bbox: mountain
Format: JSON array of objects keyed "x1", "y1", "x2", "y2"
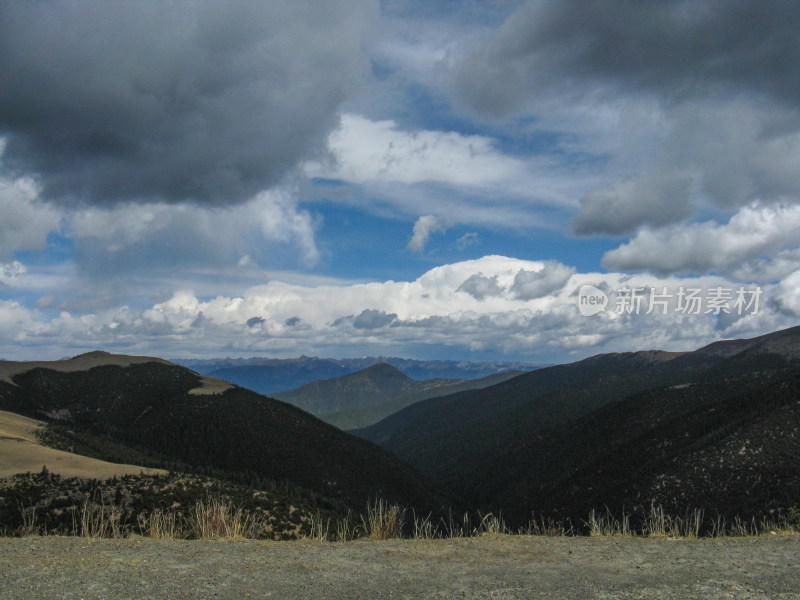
[
  {"x1": 173, "y1": 357, "x2": 265, "y2": 375},
  {"x1": 354, "y1": 349, "x2": 683, "y2": 488},
  {"x1": 0, "y1": 352, "x2": 443, "y2": 511},
  {"x1": 338, "y1": 357, "x2": 546, "y2": 381},
  {"x1": 207, "y1": 357, "x2": 352, "y2": 395},
  {"x1": 354, "y1": 326, "x2": 800, "y2": 526},
  {"x1": 172, "y1": 355, "x2": 543, "y2": 396},
  {"x1": 478, "y1": 360, "x2": 800, "y2": 527},
  {"x1": 320, "y1": 370, "x2": 524, "y2": 431},
  {"x1": 273, "y1": 363, "x2": 430, "y2": 415}
]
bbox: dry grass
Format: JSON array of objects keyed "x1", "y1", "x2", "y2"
[
  {"x1": 8, "y1": 497, "x2": 800, "y2": 541},
  {"x1": 186, "y1": 375, "x2": 232, "y2": 396},
  {"x1": 188, "y1": 497, "x2": 267, "y2": 540},
  {"x1": 520, "y1": 515, "x2": 573, "y2": 537},
  {"x1": 411, "y1": 510, "x2": 436, "y2": 539},
  {"x1": 361, "y1": 499, "x2": 406, "y2": 540},
  {"x1": 475, "y1": 513, "x2": 509, "y2": 535},
  {"x1": 138, "y1": 509, "x2": 187, "y2": 540},
  {"x1": 586, "y1": 508, "x2": 632, "y2": 537},
  {"x1": 0, "y1": 410, "x2": 165, "y2": 479},
  {"x1": 642, "y1": 503, "x2": 704, "y2": 539},
  {"x1": 79, "y1": 501, "x2": 124, "y2": 539},
  {"x1": 16, "y1": 503, "x2": 39, "y2": 537}
]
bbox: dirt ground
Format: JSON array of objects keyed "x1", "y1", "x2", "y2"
[{"x1": 1, "y1": 534, "x2": 798, "y2": 599}]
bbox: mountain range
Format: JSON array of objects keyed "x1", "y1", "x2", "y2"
[
  {"x1": 174, "y1": 355, "x2": 543, "y2": 395},
  {"x1": 270, "y1": 362, "x2": 523, "y2": 430},
  {"x1": 354, "y1": 325, "x2": 800, "y2": 527}
]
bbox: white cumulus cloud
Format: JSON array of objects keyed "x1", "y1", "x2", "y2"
[
  {"x1": 602, "y1": 203, "x2": 800, "y2": 281},
  {"x1": 407, "y1": 215, "x2": 446, "y2": 252}
]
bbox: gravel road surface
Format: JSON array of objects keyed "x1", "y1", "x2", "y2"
[{"x1": 1, "y1": 535, "x2": 798, "y2": 599}]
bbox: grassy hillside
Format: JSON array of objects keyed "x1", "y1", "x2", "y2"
[{"x1": 0, "y1": 409, "x2": 165, "y2": 479}]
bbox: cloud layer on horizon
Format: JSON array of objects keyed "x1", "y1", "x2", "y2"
[{"x1": 2, "y1": 255, "x2": 796, "y2": 362}]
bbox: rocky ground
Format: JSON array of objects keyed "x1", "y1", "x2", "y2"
[{"x1": 1, "y1": 534, "x2": 798, "y2": 599}]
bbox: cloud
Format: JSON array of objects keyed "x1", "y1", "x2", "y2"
[
  {"x1": 455, "y1": 232, "x2": 479, "y2": 250},
  {"x1": 458, "y1": 274, "x2": 503, "y2": 300},
  {"x1": 246, "y1": 316, "x2": 265, "y2": 328},
  {"x1": 35, "y1": 294, "x2": 56, "y2": 309},
  {"x1": 660, "y1": 100, "x2": 800, "y2": 210},
  {"x1": 572, "y1": 172, "x2": 694, "y2": 235},
  {"x1": 602, "y1": 203, "x2": 800, "y2": 281},
  {"x1": 0, "y1": 168, "x2": 62, "y2": 260},
  {"x1": 569, "y1": 94, "x2": 800, "y2": 238},
  {"x1": 0, "y1": 1, "x2": 375, "y2": 206},
  {"x1": 511, "y1": 261, "x2": 575, "y2": 300},
  {"x1": 353, "y1": 309, "x2": 397, "y2": 329},
  {"x1": 307, "y1": 114, "x2": 527, "y2": 188},
  {"x1": 0, "y1": 261, "x2": 26, "y2": 288},
  {"x1": 304, "y1": 114, "x2": 588, "y2": 230},
  {"x1": 455, "y1": 0, "x2": 800, "y2": 116},
  {"x1": 67, "y1": 189, "x2": 319, "y2": 275},
  {"x1": 453, "y1": 1, "x2": 800, "y2": 237},
  {"x1": 408, "y1": 215, "x2": 446, "y2": 252},
  {"x1": 0, "y1": 254, "x2": 795, "y2": 362},
  {"x1": 774, "y1": 270, "x2": 800, "y2": 317}
]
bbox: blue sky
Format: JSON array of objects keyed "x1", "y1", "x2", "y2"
[{"x1": 1, "y1": 1, "x2": 799, "y2": 362}]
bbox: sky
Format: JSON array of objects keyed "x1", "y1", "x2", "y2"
[{"x1": 1, "y1": 0, "x2": 799, "y2": 363}]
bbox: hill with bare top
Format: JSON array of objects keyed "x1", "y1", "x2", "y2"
[{"x1": 0, "y1": 352, "x2": 443, "y2": 512}]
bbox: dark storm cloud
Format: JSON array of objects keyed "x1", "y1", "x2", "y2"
[
  {"x1": 454, "y1": 0, "x2": 800, "y2": 237},
  {"x1": 572, "y1": 173, "x2": 693, "y2": 236},
  {"x1": 457, "y1": 0, "x2": 800, "y2": 115},
  {"x1": 0, "y1": 1, "x2": 374, "y2": 205}
]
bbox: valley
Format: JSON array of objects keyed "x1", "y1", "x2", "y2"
[{"x1": 1, "y1": 327, "x2": 799, "y2": 539}]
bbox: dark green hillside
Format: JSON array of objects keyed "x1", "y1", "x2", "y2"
[
  {"x1": 322, "y1": 370, "x2": 523, "y2": 431},
  {"x1": 355, "y1": 326, "x2": 800, "y2": 523},
  {"x1": 0, "y1": 359, "x2": 444, "y2": 512},
  {"x1": 354, "y1": 349, "x2": 684, "y2": 489},
  {"x1": 273, "y1": 363, "x2": 424, "y2": 415},
  {"x1": 480, "y1": 364, "x2": 800, "y2": 527},
  {"x1": 0, "y1": 471, "x2": 328, "y2": 539}
]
